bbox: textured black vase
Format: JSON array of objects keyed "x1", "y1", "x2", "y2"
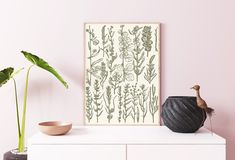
[
  {"x1": 3, "y1": 149, "x2": 27, "y2": 160},
  {"x1": 162, "y1": 96, "x2": 206, "y2": 133}
]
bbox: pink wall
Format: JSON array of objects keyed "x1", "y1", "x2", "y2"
[{"x1": 0, "y1": 0, "x2": 234, "y2": 159}]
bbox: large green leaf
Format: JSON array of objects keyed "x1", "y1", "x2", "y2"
[
  {"x1": 21, "y1": 51, "x2": 68, "y2": 88},
  {"x1": 0, "y1": 67, "x2": 14, "y2": 87}
]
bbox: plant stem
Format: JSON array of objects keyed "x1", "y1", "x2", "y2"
[
  {"x1": 89, "y1": 26, "x2": 92, "y2": 85},
  {"x1": 122, "y1": 51, "x2": 125, "y2": 82},
  {"x1": 149, "y1": 86, "x2": 152, "y2": 122},
  {"x1": 13, "y1": 78, "x2": 21, "y2": 141},
  {"x1": 18, "y1": 65, "x2": 33, "y2": 152}
]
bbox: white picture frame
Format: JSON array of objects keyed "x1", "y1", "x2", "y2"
[{"x1": 84, "y1": 23, "x2": 160, "y2": 125}]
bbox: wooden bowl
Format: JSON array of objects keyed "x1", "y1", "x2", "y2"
[{"x1": 38, "y1": 121, "x2": 72, "y2": 136}]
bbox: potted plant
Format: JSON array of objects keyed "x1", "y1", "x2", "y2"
[{"x1": 1, "y1": 51, "x2": 68, "y2": 160}]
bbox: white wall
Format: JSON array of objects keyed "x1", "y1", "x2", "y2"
[{"x1": 0, "y1": 0, "x2": 235, "y2": 159}]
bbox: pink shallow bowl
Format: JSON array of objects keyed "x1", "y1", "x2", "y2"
[{"x1": 38, "y1": 121, "x2": 72, "y2": 136}]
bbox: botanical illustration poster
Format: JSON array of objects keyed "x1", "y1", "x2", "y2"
[{"x1": 84, "y1": 23, "x2": 160, "y2": 125}]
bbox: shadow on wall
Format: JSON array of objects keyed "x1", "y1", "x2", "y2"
[
  {"x1": 209, "y1": 108, "x2": 234, "y2": 160},
  {"x1": 58, "y1": 63, "x2": 84, "y2": 88},
  {"x1": 17, "y1": 79, "x2": 53, "y2": 102}
]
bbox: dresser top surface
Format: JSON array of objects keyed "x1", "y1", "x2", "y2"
[{"x1": 28, "y1": 126, "x2": 225, "y2": 145}]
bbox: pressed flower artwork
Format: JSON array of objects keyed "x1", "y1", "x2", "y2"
[{"x1": 84, "y1": 23, "x2": 160, "y2": 125}]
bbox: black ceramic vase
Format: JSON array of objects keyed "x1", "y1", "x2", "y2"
[
  {"x1": 3, "y1": 149, "x2": 27, "y2": 160},
  {"x1": 162, "y1": 96, "x2": 206, "y2": 133}
]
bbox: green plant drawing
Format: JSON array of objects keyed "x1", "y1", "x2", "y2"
[
  {"x1": 117, "y1": 86, "x2": 123, "y2": 123},
  {"x1": 142, "y1": 26, "x2": 153, "y2": 57},
  {"x1": 88, "y1": 58, "x2": 104, "y2": 81},
  {"x1": 101, "y1": 25, "x2": 109, "y2": 57},
  {"x1": 87, "y1": 58, "x2": 103, "y2": 87},
  {"x1": 155, "y1": 27, "x2": 158, "y2": 52},
  {"x1": 138, "y1": 84, "x2": 148, "y2": 123},
  {"x1": 144, "y1": 55, "x2": 157, "y2": 84},
  {"x1": 129, "y1": 26, "x2": 145, "y2": 82},
  {"x1": 130, "y1": 83, "x2": 139, "y2": 123},
  {"x1": 123, "y1": 64, "x2": 134, "y2": 82},
  {"x1": 103, "y1": 86, "x2": 115, "y2": 123},
  {"x1": 93, "y1": 79, "x2": 103, "y2": 123},
  {"x1": 118, "y1": 25, "x2": 134, "y2": 82},
  {"x1": 144, "y1": 55, "x2": 157, "y2": 123},
  {"x1": 107, "y1": 26, "x2": 118, "y2": 74},
  {"x1": 109, "y1": 71, "x2": 122, "y2": 94},
  {"x1": 122, "y1": 83, "x2": 132, "y2": 123},
  {"x1": 149, "y1": 85, "x2": 158, "y2": 123},
  {"x1": 93, "y1": 62, "x2": 108, "y2": 89},
  {"x1": 85, "y1": 23, "x2": 160, "y2": 125},
  {"x1": 85, "y1": 86, "x2": 93, "y2": 122},
  {"x1": 86, "y1": 25, "x2": 100, "y2": 85},
  {"x1": 136, "y1": 105, "x2": 140, "y2": 123},
  {"x1": 87, "y1": 61, "x2": 107, "y2": 89}
]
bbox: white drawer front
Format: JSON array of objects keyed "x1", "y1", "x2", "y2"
[
  {"x1": 128, "y1": 145, "x2": 225, "y2": 160},
  {"x1": 28, "y1": 144, "x2": 126, "y2": 160}
]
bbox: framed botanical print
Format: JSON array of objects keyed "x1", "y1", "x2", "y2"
[{"x1": 84, "y1": 23, "x2": 160, "y2": 125}]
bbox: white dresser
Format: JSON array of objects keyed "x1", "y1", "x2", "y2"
[{"x1": 28, "y1": 126, "x2": 226, "y2": 160}]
